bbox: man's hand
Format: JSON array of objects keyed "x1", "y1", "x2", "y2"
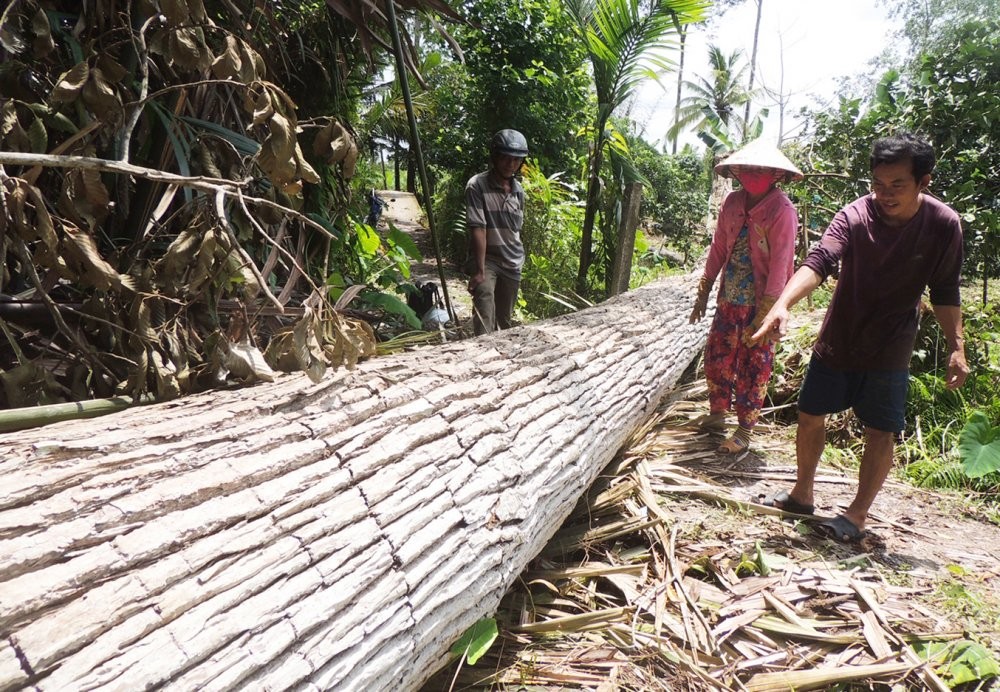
[
  {"x1": 468, "y1": 272, "x2": 485, "y2": 294},
  {"x1": 689, "y1": 275, "x2": 713, "y2": 323},
  {"x1": 743, "y1": 296, "x2": 776, "y2": 346},
  {"x1": 932, "y1": 304, "x2": 969, "y2": 390},
  {"x1": 749, "y1": 303, "x2": 789, "y2": 345},
  {"x1": 945, "y1": 348, "x2": 970, "y2": 389}
]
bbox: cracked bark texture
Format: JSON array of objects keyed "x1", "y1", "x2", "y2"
[{"x1": 0, "y1": 273, "x2": 709, "y2": 692}]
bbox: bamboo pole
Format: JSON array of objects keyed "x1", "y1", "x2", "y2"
[{"x1": 0, "y1": 395, "x2": 154, "y2": 433}]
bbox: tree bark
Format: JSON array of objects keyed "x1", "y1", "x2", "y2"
[
  {"x1": 0, "y1": 274, "x2": 709, "y2": 692},
  {"x1": 672, "y1": 25, "x2": 687, "y2": 156},
  {"x1": 576, "y1": 127, "x2": 607, "y2": 295},
  {"x1": 743, "y1": 0, "x2": 763, "y2": 131},
  {"x1": 608, "y1": 182, "x2": 644, "y2": 297}
]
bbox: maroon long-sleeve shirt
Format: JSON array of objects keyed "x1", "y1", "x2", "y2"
[{"x1": 802, "y1": 193, "x2": 963, "y2": 370}]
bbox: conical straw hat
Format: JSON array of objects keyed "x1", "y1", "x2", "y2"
[{"x1": 714, "y1": 139, "x2": 804, "y2": 182}]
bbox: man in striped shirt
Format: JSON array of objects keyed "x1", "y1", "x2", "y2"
[{"x1": 465, "y1": 129, "x2": 528, "y2": 335}]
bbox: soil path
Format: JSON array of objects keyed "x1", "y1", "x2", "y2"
[
  {"x1": 679, "y1": 301, "x2": 1000, "y2": 600},
  {"x1": 691, "y1": 417, "x2": 1000, "y2": 582},
  {"x1": 377, "y1": 190, "x2": 474, "y2": 331}
]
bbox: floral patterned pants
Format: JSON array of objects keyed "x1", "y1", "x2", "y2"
[{"x1": 704, "y1": 300, "x2": 775, "y2": 429}]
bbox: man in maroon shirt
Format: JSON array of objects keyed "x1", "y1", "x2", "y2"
[{"x1": 751, "y1": 133, "x2": 969, "y2": 541}]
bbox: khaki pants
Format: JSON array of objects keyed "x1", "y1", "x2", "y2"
[{"x1": 472, "y1": 265, "x2": 519, "y2": 335}]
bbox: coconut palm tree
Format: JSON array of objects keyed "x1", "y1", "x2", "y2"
[
  {"x1": 566, "y1": 0, "x2": 709, "y2": 295},
  {"x1": 667, "y1": 44, "x2": 754, "y2": 146}
]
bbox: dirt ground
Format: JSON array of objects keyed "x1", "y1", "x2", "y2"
[
  {"x1": 632, "y1": 386, "x2": 1000, "y2": 687},
  {"x1": 680, "y1": 413, "x2": 1000, "y2": 598}
]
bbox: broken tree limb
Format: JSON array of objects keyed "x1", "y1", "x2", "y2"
[
  {"x1": 0, "y1": 273, "x2": 711, "y2": 691},
  {"x1": 0, "y1": 151, "x2": 335, "y2": 244}
]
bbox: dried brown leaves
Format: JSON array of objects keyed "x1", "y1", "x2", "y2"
[
  {"x1": 429, "y1": 387, "x2": 961, "y2": 691},
  {"x1": 0, "y1": 0, "x2": 383, "y2": 408}
]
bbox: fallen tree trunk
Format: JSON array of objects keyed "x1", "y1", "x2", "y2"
[{"x1": 0, "y1": 273, "x2": 709, "y2": 692}]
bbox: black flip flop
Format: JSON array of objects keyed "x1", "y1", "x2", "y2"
[
  {"x1": 757, "y1": 489, "x2": 814, "y2": 515},
  {"x1": 817, "y1": 515, "x2": 866, "y2": 543}
]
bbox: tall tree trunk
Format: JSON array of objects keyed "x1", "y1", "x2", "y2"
[
  {"x1": 672, "y1": 25, "x2": 688, "y2": 155},
  {"x1": 576, "y1": 127, "x2": 607, "y2": 296},
  {"x1": 0, "y1": 274, "x2": 710, "y2": 692},
  {"x1": 742, "y1": 0, "x2": 763, "y2": 135},
  {"x1": 393, "y1": 136, "x2": 401, "y2": 190},
  {"x1": 608, "y1": 182, "x2": 644, "y2": 297}
]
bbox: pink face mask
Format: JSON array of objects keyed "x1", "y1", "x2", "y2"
[{"x1": 736, "y1": 171, "x2": 779, "y2": 196}]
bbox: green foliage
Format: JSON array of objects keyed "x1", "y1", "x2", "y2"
[
  {"x1": 668, "y1": 44, "x2": 753, "y2": 148},
  {"x1": 795, "y1": 98, "x2": 885, "y2": 236},
  {"x1": 450, "y1": 617, "x2": 498, "y2": 665},
  {"x1": 914, "y1": 563, "x2": 1000, "y2": 686},
  {"x1": 905, "y1": 454, "x2": 967, "y2": 491},
  {"x1": 735, "y1": 541, "x2": 773, "y2": 577},
  {"x1": 630, "y1": 140, "x2": 710, "y2": 262},
  {"x1": 567, "y1": 0, "x2": 708, "y2": 117},
  {"x1": 878, "y1": 0, "x2": 1000, "y2": 62},
  {"x1": 359, "y1": 289, "x2": 422, "y2": 330},
  {"x1": 915, "y1": 638, "x2": 1000, "y2": 688},
  {"x1": 566, "y1": 0, "x2": 709, "y2": 295},
  {"x1": 901, "y1": 302, "x2": 1000, "y2": 490},
  {"x1": 801, "y1": 18, "x2": 1000, "y2": 288},
  {"x1": 959, "y1": 412, "x2": 1000, "y2": 479},
  {"x1": 324, "y1": 216, "x2": 425, "y2": 330},
  {"x1": 900, "y1": 20, "x2": 1000, "y2": 288},
  {"x1": 360, "y1": 48, "x2": 442, "y2": 193},
  {"x1": 518, "y1": 165, "x2": 586, "y2": 319},
  {"x1": 433, "y1": 172, "x2": 471, "y2": 263},
  {"x1": 593, "y1": 121, "x2": 651, "y2": 290},
  {"x1": 423, "y1": 0, "x2": 592, "y2": 178},
  {"x1": 630, "y1": 232, "x2": 684, "y2": 289}
]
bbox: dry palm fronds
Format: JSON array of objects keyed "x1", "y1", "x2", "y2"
[{"x1": 422, "y1": 387, "x2": 969, "y2": 691}]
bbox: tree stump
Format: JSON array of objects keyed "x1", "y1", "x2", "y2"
[{"x1": 0, "y1": 273, "x2": 709, "y2": 691}]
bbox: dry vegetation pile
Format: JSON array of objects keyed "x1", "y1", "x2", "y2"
[{"x1": 423, "y1": 381, "x2": 1000, "y2": 691}]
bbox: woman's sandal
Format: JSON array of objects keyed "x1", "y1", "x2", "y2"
[{"x1": 717, "y1": 433, "x2": 750, "y2": 454}]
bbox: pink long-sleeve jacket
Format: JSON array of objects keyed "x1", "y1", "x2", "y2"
[{"x1": 704, "y1": 187, "x2": 799, "y2": 305}]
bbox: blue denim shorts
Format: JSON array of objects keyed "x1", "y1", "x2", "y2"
[{"x1": 798, "y1": 354, "x2": 909, "y2": 433}]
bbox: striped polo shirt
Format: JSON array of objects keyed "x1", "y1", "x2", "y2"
[{"x1": 465, "y1": 171, "x2": 525, "y2": 280}]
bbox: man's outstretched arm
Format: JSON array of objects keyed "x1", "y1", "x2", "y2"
[{"x1": 750, "y1": 266, "x2": 823, "y2": 344}]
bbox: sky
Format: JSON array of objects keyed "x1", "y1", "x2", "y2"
[{"x1": 631, "y1": 0, "x2": 898, "y2": 150}]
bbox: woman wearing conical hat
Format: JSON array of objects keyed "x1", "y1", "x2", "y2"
[{"x1": 689, "y1": 139, "x2": 803, "y2": 454}]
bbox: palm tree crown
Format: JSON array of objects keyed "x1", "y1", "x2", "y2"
[{"x1": 668, "y1": 44, "x2": 753, "y2": 143}]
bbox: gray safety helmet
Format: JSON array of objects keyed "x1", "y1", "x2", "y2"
[{"x1": 490, "y1": 129, "x2": 529, "y2": 158}]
